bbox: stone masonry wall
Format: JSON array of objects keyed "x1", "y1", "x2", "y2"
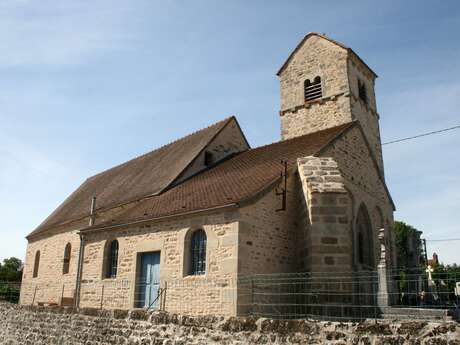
[
  {"x1": 278, "y1": 35, "x2": 351, "y2": 140},
  {"x1": 1, "y1": 302, "x2": 459, "y2": 345},
  {"x1": 78, "y1": 211, "x2": 240, "y2": 316},
  {"x1": 347, "y1": 56, "x2": 384, "y2": 174},
  {"x1": 238, "y1": 176, "x2": 301, "y2": 276},
  {"x1": 280, "y1": 95, "x2": 352, "y2": 141},
  {"x1": 20, "y1": 118, "x2": 249, "y2": 310},
  {"x1": 236, "y1": 177, "x2": 302, "y2": 315},
  {"x1": 21, "y1": 198, "x2": 151, "y2": 307},
  {"x1": 21, "y1": 210, "x2": 241, "y2": 317},
  {"x1": 278, "y1": 34, "x2": 384, "y2": 176},
  {"x1": 279, "y1": 35, "x2": 349, "y2": 111},
  {"x1": 297, "y1": 156, "x2": 353, "y2": 273},
  {"x1": 20, "y1": 230, "x2": 81, "y2": 307},
  {"x1": 320, "y1": 126, "x2": 396, "y2": 269}
]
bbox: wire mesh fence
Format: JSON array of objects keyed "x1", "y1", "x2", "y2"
[
  {"x1": 238, "y1": 271, "x2": 380, "y2": 320},
  {"x1": 15, "y1": 268, "x2": 460, "y2": 321},
  {"x1": 388, "y1": 267, "x2": 460, "y2": 309},
  {"x1": 0, "y1": 281, "x2": 21, "y2": 304}
]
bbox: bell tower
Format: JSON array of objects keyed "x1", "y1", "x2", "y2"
[{"x1": 277, "y1": 33, "x2": 384, "y2": 174}]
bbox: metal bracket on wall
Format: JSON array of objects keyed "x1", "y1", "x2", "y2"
[{"x1": 276, "y1": 160, "x2": 288, "y2": 212}]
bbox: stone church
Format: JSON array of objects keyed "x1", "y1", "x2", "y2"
[{"x1": 20, "y1": 33, "x2": 396, "y2": 316}]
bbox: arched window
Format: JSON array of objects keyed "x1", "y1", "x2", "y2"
[
  {"x1": 358, "y1": 232, "x2": 364, "y2": 264},
  {"x1": 358, "y1": 78, "x2": 368, "y2": 104},
  {"x1": 190, "y1": 229, "x2": 207, "y2": 275},
  {"x1": 304, "y1": 76, "x2": 322, "y2": 101},
  {"x1": 33, "y1": 251, "x2": 40, "y2": 278},
  {"x1": 355, "y1": 204, "x2": 374, "y2": 268},
  {"x1": 63, "y1": 243, "x2": 71, "y2": 274},
  {"x1": 105, "y1": 240, "x2": 119, "y2": 279}
]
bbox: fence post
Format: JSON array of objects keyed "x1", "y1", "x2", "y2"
[
  {"x1": 60, "y1": 284, "x2": 65, "y2": 306},
  {"x1": 377, "y1": 228, "x2": 389, "y2": 312},
  {"x1": 100, "y1": 285, "x2": 105, "y2": 310},
  {"x1": 250, "y1": 277, "x2": 254, "y2": 316},
  {"x1": 162, "y1": 281, "x2": 167, "y2": 311},
  {"x1": 31, "y1": 285, "x2": 37, "y2": 306}
]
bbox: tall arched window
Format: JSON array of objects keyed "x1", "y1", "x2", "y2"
[
  {"x1": 304, "y1": 76, "x2": 322, "y2": 101},
  {"x1": 63, "y1": 243, "x2": 71, "y2": 274},
  {"x1": 105, "y1": 240, "x2": 119, "y2": 279},
  {"x1": 355, "y1": 204, "x2": 374, "y2": 268},
  {"x1": 190, "y1": 229, "x2": 207, "y2": 275},
  {"x1": 358, "y1": 232, "x2": 364, "y2": 264},
  {"x1": 33, "y1": 251, "x2": 40, "y2": 278}
]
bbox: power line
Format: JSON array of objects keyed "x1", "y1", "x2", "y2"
[
  {"x1": 425, "y1": 238, "x2": 460, "y2": 242},
  {"x1": 382, "y1": 124, "x2": 460, "y2": 145}
]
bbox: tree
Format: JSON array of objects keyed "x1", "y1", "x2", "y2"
[
  {"x1": 0, "y1": 257, "x2": 23, "y2": 282},
  {"x1": 394, "y1": 221, "x2": 422, "y2": 269}
]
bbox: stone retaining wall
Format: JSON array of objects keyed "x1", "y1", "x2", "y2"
[{"x1": 1, "y1": 302, "x2": 459, "y2": 345}]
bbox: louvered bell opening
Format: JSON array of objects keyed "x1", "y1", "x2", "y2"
[{"x1": 304, "y1": 81, "x2": 322, "y2": 102}]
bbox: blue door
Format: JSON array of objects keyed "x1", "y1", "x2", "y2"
[{"x1": 138, "y1": 252, "x2": 161, "y2": 309}]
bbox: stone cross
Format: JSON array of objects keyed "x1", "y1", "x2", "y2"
[{"x1": 426, "y1": 265, "x2": 434, "y2": 282}]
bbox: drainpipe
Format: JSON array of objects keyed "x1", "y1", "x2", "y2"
[
  {"x1": 74, "y1": 196, "x2": 96, "y2": 310},
  {"x1": 89, "y1": 196, "x2": 97, "y2": 226}
]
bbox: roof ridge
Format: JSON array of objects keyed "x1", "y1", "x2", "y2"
[
  {"x1": 247, "y1": 122, "x2": 355, "y2": 154},
  {"x1": 87, "y1": 116, "x2": 234, "y2": 181},
  {"x1": 28, "y1": 120, "x2": 353, "y2": 239}
]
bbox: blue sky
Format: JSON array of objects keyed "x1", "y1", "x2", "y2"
[{"x1": 1, "y1": 1, "x2": 459, "y2": 264}]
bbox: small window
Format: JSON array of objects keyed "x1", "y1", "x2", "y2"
[
  {"x1": 190, "y1": 229, "x2": 207, "y2": 275},
  {"x1": 304, "y1": 76, "x2": 322, "y2": 102},
  {"x1": 105, "y1": 240, "x2": 119, "y2": 279},
  {"x1": 358, "y1": 78, "x2": 368, "y2": 104},
  {"x1": 204, "y1": 151, "x2": 213, "y2": 166},
  {"x1": 63, "y1": 243, "x2": 71, "y2": 274},
  {"x1": 33, "y1": 251, "x2": 40, "y2": 278}
]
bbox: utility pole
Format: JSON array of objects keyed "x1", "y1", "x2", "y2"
[{"x1": 422, "y1": 238, "x2": 428, "y2": 265}]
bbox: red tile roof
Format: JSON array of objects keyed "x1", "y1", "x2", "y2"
[
  {"x1": 87, "y1": 122, "x2": 355, "y2": 231},
  {"x1": 30, "y1": 117, "x2": 235, "y2": 236}
]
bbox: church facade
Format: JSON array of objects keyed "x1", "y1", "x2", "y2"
[{"x1": 20, "y1": 33, "x2": 396, "y2": 316}]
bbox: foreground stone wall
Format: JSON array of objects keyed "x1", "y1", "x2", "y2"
[{"x1": 1, "y1": 302, "x2": 459, "y2": 345}]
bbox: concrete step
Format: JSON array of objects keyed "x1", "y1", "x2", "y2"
[{"x1": 382, "y1": 307, "x2": 453, "y2": 321}]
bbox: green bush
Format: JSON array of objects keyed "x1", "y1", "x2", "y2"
[{"x1": 0, "y1": 283, "x2": 20, "y2": 304}]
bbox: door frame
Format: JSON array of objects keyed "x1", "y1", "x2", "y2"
[
  {"x1": 129, "y1": 239, "x2": 165, "y2": 309},
  {"x1": 136, "y1": 251, "x2": 161, "y2": 309}
]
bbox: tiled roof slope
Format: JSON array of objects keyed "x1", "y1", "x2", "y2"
[
  {"x1": 31, "y1": 117, "x2": 235, "y2": 235},
  {"x1": 89, "y1": 122, "x2": 355, "y2": 230}
]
